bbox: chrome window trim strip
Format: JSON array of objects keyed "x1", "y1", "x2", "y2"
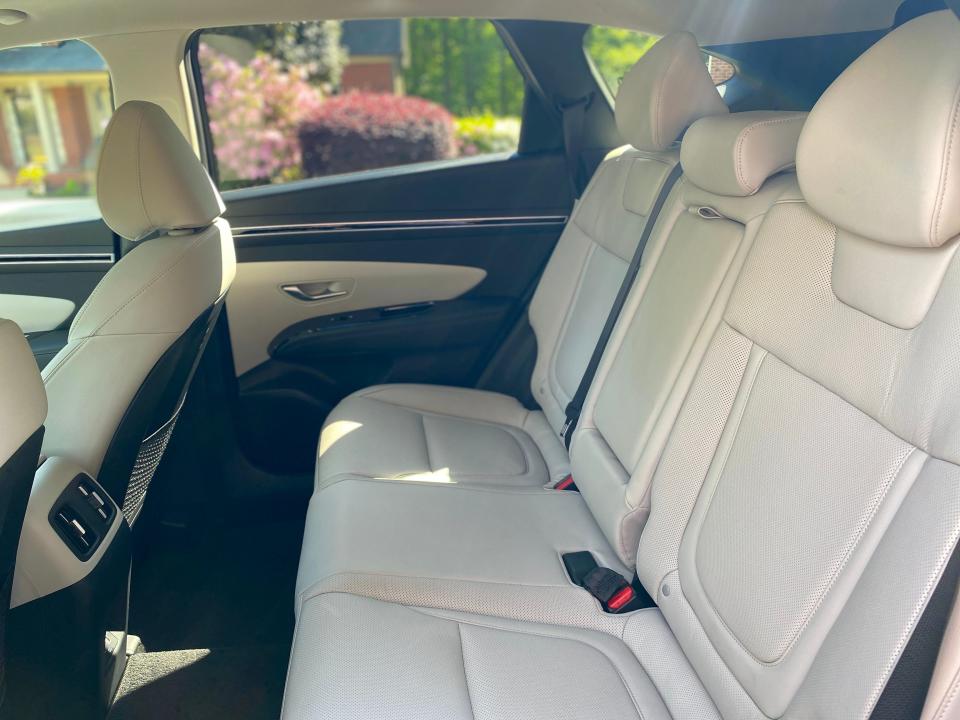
[
  {"x1": 0, "y1": 252, "x2": 115, "y2": 265},
  {"x1": 231, "y1": 215, "x2": 568, "y2": 238}
]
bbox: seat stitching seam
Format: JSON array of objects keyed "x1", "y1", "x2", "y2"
[
  {"x1": 456, "y1": 624, "x2": 478, "y2": 720},
  {"x1": 650, "y1": 332, "x2": 769, "y2": 594},
  {"x1": 734, "y1": 115, "x2": 805, "y2": 194},
  {"x1": 653, "y1": 325, "x2": 756, "y2": 593},
  {"x1": 135, "y1": 109, "x2": 155, "y2": 234},
  {"x1": 724, "y1": 318, "x2": 954, "y2": 463},
  {"x1": 408, "y1": 605, "x2": 647, "y2": 719},
  {"x1": 689, "y1": 349, "x2": 917, "y2": 666},
  {"x1": 354, "y1": 393, "x2": 527, "y2": 429},
  {"x1": 40, "y1": 337, "x2": 88, "y2": 384},
  {"x1": 315, "y1": 474, "x2": 564, "y2": 495},
  {"x1": 930, "y1": 660, "x2": 960, "y2": 720},
  {"x1": 932, "y1": 78, "x2": 960, "y2": 246},
  {"x1": 307, "y1": 569, "x2": 580, "y2": 593},
  {"x1": 296, "y1": 570, "x2": 584, "y2": 613},
  {"x1": 80, "y1": 232, "x2": 207, "y2": 340},
  {"x1": 710, "y1": 447, "x2": 914, "y2": 666}
]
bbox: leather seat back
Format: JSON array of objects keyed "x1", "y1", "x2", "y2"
[
  {"x1": 40, "y1": 101, "x2": 236, "y2": 525},
  {"x1": 0, "y1": 319, "x2": 46, "y2": 711},
  {"x1": 528, "y1": 32, "x2": 728, "y2": 433},
  {"x1": 571, "y1": 110, "x2": 807, "y2": 564},
  {"x1": 633, "y1": 11, "x2": 960, "y2": 717}
]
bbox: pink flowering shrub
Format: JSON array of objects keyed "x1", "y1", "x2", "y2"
[
  {"x1": 198, "y1": 43, "x2": 323, "y2": 185},
  {"x1": 298, "y1": 92, "x2": 456, "y2": 177}
]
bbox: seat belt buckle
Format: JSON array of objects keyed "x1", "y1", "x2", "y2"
[
  {"x1": 555, "y1": 474, "x2": 577, "y2": 491},
  {"x1": 583, "y1": 566, "x2": 636, "y2": 613},
  {"x1": 560, "y1": 416, "x2": 573, "y2": 439}
]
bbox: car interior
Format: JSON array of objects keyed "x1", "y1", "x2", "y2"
[{"x1": 1, "y1": 0, "x2": 960, "y2": 718}]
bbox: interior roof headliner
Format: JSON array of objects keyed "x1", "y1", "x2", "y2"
[{"x1": 1, "y1": 0, "x2": 902, "y2": 48}]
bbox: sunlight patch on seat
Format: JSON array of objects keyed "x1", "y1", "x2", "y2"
[
  {"x1": 318, "y1": 420, "x2": 363, "y2": 458},
  {"x1": 388, "y1": 467, "x2": 457, "y2": 484}
]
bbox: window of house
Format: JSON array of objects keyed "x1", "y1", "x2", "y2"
[
  {"x1": 584, "y1": 26, "x2": 735, "y2": 100},
  {"x1": 0, "y1": 41, "x2": 111, "y2": 231},
  {"x1": 195, "y1": 19, "x2": 526, "y2": 191}
]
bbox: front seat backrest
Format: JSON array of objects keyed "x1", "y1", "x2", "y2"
[
  {"x1": 40, "y1": 101, "x2": 236, "y2": 525},
  {"x1": 0, "y1": 319, "x2": 46, "y2": 711}
]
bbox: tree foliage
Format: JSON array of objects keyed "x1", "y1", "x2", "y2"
[
  {"x1": 199, "y1": 44, "x2": 323, "y2": 184},
  {"x1": 584, "y1": 27, "x2": 659, "y2": 95},
  {"x1": 206, "y1": 21, "x2": 347, "y2": 86},
  {"x1": 299, "y1": 92, "x2": 456, "y2": 177},
  {"x1": 403, "y1": 19, "x2": 525, "y2": 117}
]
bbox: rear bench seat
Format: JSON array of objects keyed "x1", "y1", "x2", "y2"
[
  {"x1": 314, "y1": 31, "x2": 727, "y2": 491},
  {"x1": 283, "y1": 11, "x2": 960, "y2": 720},
  {"x1": 295, "y1": 109, "x2": 806, "y2": 618}
]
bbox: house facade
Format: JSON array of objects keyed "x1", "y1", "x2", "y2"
[{"x1": 0, "y1": 40, "x2": 111, "y2": 190}]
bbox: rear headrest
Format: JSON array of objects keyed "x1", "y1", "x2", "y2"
[
  {"x1": 97, "y1": 101, "x2": 225, "y2": 241},
  {"x1": 681, "y1": 111, "x2": 807, "y2": 197},
  {"x1": 615, "y1": 32, "x2": 729, "y2": 152},
  {"x1": 796, "y1": 11, "x2": 960, "y2": 248}
]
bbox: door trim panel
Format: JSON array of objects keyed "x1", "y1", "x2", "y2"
[
  {"x1": 0, "y1": 252, "x2": 115, "y2": 266},
  {"x1": 228, "y1": 260, "x2": 488, "y2": 375},
  {"x1": 232, "y1": 215, "x2": 567, "y2": 239}
]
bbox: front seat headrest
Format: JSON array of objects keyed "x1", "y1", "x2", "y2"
[
  {"x1": 796, "y1": 10, "x2": 960, "y2": 248},
  {"x1": 615, "y1": 31, "x2": 729, "y2": 152},
  {"x1": 97, "y1": 100, "x2": 225, "y2": 241}
]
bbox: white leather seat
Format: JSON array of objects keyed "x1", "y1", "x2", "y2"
[
  {"x1": 314, "y1": 32, "x2": 728, "y2": 492},
  {"x1": 40, "y1": 101, "x2": 236, "y2": 524},
  {"x1": 295, "y1": 111, "x2": 807, "y2": 616},
  {"x1": 0, "y1": 319, "x2": 46, "y2": 710},
  {"x1": 283, "y1": 11, "x2": 960, "y2": 719}
]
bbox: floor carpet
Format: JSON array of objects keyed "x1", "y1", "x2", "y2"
[
  {"x1": 128, "y1": 509, "x2": 305, "y2": 651},
  {"x1": 110, "y1": 504, "x2": 306, "y2": 719},
  {"x1": 108, "y1": 645, "x2": 289, "y2": 720}
]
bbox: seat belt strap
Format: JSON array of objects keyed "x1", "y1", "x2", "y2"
[
  {"x1": 561, "y1": 161, "x2": 684, "y2": 448},
  {"x1": 870, "y1": 536, "x2": 960, "y2": 719},
  {"x1": 557, "y1": 93, "x2": 594, "y2": 200}
]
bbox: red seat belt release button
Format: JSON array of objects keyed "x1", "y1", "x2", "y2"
[
  {"x1": 606, "y1": 585, "x2": 636, "y2": 611},
  {"x1": 555, "y1": 475, "x2": 577, "y2": 491}
]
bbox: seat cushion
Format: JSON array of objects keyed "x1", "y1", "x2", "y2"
[
  {"x1": 283, "y1": 593, "x2": 719, "y2": 720},
  {"x1": 296, "y1": 478, "x2": 630, "y2": 627},
  {"x1": 315, "y1": 384, "x2": 569, "y2": 491}
]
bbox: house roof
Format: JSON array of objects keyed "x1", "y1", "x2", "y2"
[
  {"x1": 0, "y1": 39, "x2": 106, "y2": 74},
  {"x1": 341, "y1": 19, "x2": 404, "y2": 57}
]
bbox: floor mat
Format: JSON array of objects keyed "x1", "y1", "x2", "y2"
[
  {"x1": 109, "y1": 645, "x2": 289, "y2": 720},
  {"x1": 129, "y1": 508, "x2": 305, "y2": 651}
]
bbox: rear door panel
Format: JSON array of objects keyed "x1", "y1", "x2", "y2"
[{"x1": 223, "y1": 152, "x2": 570, "y2": 474}]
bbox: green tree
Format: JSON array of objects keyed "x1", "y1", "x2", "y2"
[
  {"x1": 584, "y1": 27, "x2": 658, "y2": 95},
  {"x1": 403, "y1": 19, "x2": 524, "y2": 117}
]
